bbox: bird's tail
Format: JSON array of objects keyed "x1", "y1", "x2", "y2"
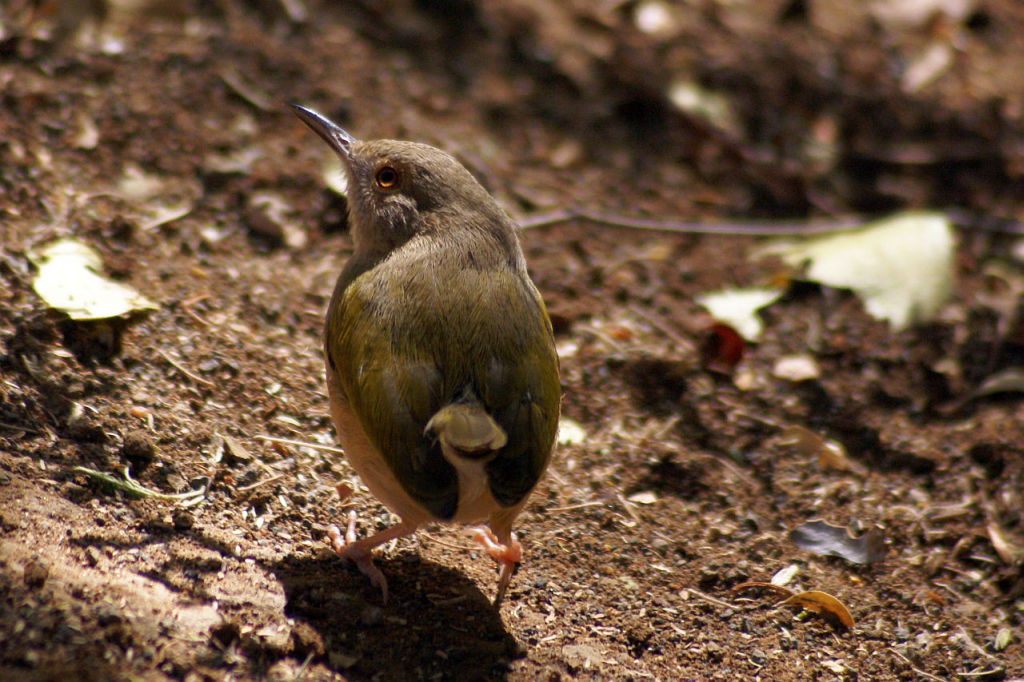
[{"x1": 424, "y1": 402, "x2": 507, "y2": 460}]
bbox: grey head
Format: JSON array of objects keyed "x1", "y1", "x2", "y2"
[{"x1": 290, "y1": 104, "x2": 513, "y2": 257}]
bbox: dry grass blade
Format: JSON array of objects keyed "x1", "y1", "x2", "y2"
[
  {"x1": 255, "y1": 434, "x2": 346, "y2": 455},
  {"x1": 73, "y1": 466, "x2": 207, "y2": 503}
]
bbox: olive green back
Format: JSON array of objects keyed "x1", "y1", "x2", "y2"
[{"x1": 326, "y1": 232, "x2": 560, "y2": 520}]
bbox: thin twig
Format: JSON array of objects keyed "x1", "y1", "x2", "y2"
[
  {"x1": 235, "y1": 473, "x2": 286, "y2": 493},
  {"x1": 887, "y1": 647, "x2": 947, "y2": 682},
  {"x1": 627, "y1": 304, "x2": 697, "y2": 355},
  {"x1": 418, "y1": 530, "x2": 474, "y2": 552},
  {"x1": 518, "y1": 208, "x2": 1024, "y2": 235},
  {"x1": 181, "y1": 293, "x2": 212, "y2": 328},
  {"x1": 256, "y1": 435, "x2": 346, "y2": 455},
  {"x1": 295, "y1": 651, "x2": 315, "y2": 681},
  {"x1": 683, "y1": 587, "x2": 738, "y2": 610},
  {"x1": 549, "y1": 501, "x2": 605, "y2": 513},
  {"x1": 157, "y1": 348, "x2": 215, "y2": 387},
  {"x1": 616, "y1": 491, "x2": 642, "y2": 526},
  {"x1": 0, "y1": 421, "x2": 40, "y2": 434},
  {"x1": 518, "y1": 209, "x2": 862, "y2": 235},
  {"x1": 691, "y1": 451, "x2": 759, "y2": 489},
  {"x1": 956, "y1": 627, "x2": 1004, "y2": 664},
  {"x1": 219, "y1": 66, "x2": 273, "y2": 111},
  {"x1": 956, "y1": 669, "x2": 1006, "y2": 679}
]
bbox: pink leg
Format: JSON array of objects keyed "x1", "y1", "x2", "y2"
[
  {"x1": 328, "y1": 510, "x2": 416, "y2": 604},
  {"x1": 473, "y1": 527, "x2": 522, "y2": 607}
]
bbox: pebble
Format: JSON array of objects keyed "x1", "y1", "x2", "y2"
[
  {"x1": 121, "y1": 429, "x2": 156, "y2": 469},
  {"x1": 23, "y1": 557, "x2": 49, "y2": 588},
  {"x1": 172, "y1": 509, "x2": 194, "y2": 531}
]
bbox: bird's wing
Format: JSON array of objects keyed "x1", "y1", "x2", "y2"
[
  {"x1": 327, "y1": 263, "x2": 559, "y2": 519},
  {"x1": 475, "y1": 274, "x2": 560, "y2": 507}
]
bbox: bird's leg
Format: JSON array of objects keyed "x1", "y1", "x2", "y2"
[
  {"x1": 328, "y1": 510, "x2": 416, "y2": 604},
  {"x1": 473, "y1": 526, "x2": 522, "y2": 607}
]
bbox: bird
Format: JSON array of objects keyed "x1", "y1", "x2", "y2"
[{"x1": 291, "y1": 104, "x2": 561, "y2": 606}]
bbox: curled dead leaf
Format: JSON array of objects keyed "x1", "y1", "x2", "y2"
[
  {"x1": 781, "y1": 590, "x2": 855, "y2": 629},
  {"x1": 969, "y1": 368, "x2": 1024, "y2": 401},
  {"x1": 778, "y1": 425, "x2": 860, "y2": 474}
]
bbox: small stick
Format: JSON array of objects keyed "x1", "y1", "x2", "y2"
[
  {"x1": 0, "y1": 421, "x2": 41, "y2": 434},
  {"x1": 956, "y1": 626, "x2": 1004, "y2": 664},
  {"x1": 520, "y1": 208, "x2": 1024, "y2": 236},
  {"x1": 886, "y1": 647, "x2": 946, "y2": 682},
  {"x1": 255, "y1": 434, "x2": 346, "y2": 455},
  {"x1": 548, "y1": 501, "x2": 605, "y2": 513},
  {"x1": 683, "y1": 587, "x2": 737, "y2": 610},
  {"x1": 157, "y1": 348, "x2": 215, "y2": 387},
  {"x1": 219, "y1": 66, "x2": 273, "y2": 111},
  {"x1": 235, "y1": 474, "x2": 286, "y2": 493},
  {"x1": 518, "y1": 209, "x2": 862, "y2": 236},
  {"x1": 616, "y1": 492, "x2": 642, "y2": 526}
]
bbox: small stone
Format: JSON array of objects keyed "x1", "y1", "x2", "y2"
[
  {"x1": 121, "y1": 430, "x2": 156, "y2": 470},
  {"x1": 67, "y1": 417, "x2": 107, "y2": 444},
  {"x1": 172, "y1": 509, "x2": 194, "y2": 531},
  {"x1": 23, "y1": 557, "x2": 49, "y2": 588},
  {"x1": 772, "y1": 354, "x2": 821, "y2": 382},
  {"x1": 85, "y1": 546, "x2": 102, "y2": 566}
]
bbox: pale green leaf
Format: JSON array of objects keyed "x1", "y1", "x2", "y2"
[
  {"x1": 760, "y1": 211, "x2": 954, "y2": 330},
  {"x1": 29, "y1": 239, "x2": 157, "y2": 320},
  {"x1": 696, "y1": 287, "x2": 785, "y2": 341}
]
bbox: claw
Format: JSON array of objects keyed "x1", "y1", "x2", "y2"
[
  {"x1": 473, "y1": 527, "x2": 521, "y2": 607},
  {"x1": 327, "y1": 512, "x2": 417, "y2": 604}
]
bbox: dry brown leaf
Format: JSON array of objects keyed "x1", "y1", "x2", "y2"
[
  {"x1": 778, "y1": 425, "x2": 859, "y2": 473},
  {"x1": 790, "y1": 520, "x2": 887, "y2": 564},
  {"x1": 781, "y1": 590, "x2": 855, "y2": 629}
]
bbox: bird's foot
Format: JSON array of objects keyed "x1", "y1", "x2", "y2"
[
  {"x1": 473, "y1": 527, "x2": 521, "y2": 607},
  {"x1": 328, "y1": 510, "x2": 389, "y2": 604}
]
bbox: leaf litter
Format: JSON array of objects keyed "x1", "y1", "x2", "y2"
[{"x1": 789, "y1": 519, "x2": 888, "y2": 565}]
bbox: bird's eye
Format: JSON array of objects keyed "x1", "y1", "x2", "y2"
[{"x1": 375, "y1": 166, "x2": 399, "y2": 189}]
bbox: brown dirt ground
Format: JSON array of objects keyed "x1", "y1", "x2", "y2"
[{"x1": 2, "y1": 1, "x2": 1023, "y2": 680}]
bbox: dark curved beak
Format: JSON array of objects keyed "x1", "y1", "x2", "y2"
[{"x1": 289, "y1": 104, "x2": 356, "y2": 157}]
